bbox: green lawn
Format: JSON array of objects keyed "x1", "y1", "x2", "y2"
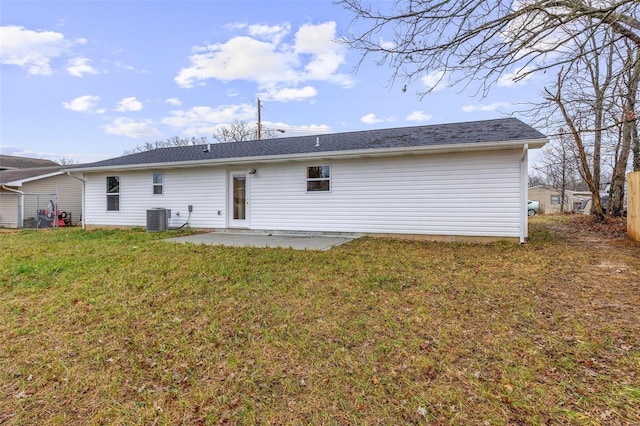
[{"x1": 1, "y1": 218, "x2": 639, "y2": 425}]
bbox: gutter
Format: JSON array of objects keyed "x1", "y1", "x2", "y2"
[
  {"x1": 520, "y1": 144, "x2": 529, "y2": 244},
  {"x1": 5, "y1": 170, "x2": 65, "y2": 186},
  {"x1": 66, "y1": 172, "x2": 86, "y2": 230},
  {"x1": 66, "y1": 138, "x2": 549, "y2": 173},
  {"x1": 2, "y1": 185, "x2": 24, "y2": 229}
]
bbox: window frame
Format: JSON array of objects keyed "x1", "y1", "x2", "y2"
[
  {"x1": 106, "y1": 176, "x2": 120, "y2": 212},
  {"x1": 153, "y1": 173, "x2": 164, "y2": 195},
  {"x1": 550, "y1": 194, "x2": 561, "y2": 205},
  {"x1": 306, "y1": 165, "x2": 331, "y2": 193}
]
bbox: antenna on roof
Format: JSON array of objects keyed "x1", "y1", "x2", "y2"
[{"x1": 315, "y1": 137, "x2": 320, "y2": 147}]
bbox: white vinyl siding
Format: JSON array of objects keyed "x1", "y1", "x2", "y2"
[
  {"x1": 81, "y1": 149, "x2": 524, "y2": 238},
  {"x1": 249, "y1": 150, "x2": 522, "y2": 237},
  {"x1": 0, "y1": 192, "x2": 19, "y2": 228},
  {"x1": 83, "y1": 167, "x2": 226, "y2": 228}
]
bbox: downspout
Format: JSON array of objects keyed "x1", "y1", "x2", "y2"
[
  {"x1": 2, "y1": 185, "x2": 24, "y2": 228},
  {"x1": 520, "y1": 144, "x2": 529, "y2": 244},
  {"x1": 66, "y1": 172, "x2": 86, "y2": 230}
]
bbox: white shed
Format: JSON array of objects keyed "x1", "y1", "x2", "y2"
[{"x1": 67, "y1": 118, "x2": 547, "y2": 242}]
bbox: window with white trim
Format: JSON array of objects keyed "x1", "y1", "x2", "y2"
[
  {"x1": 307, "y1": 165, "x2": 330, "y2": 192},
  {"x1": 153, "y1": 173, "x2": 164, "y2": 195},
  {"x1": 106, "y1": 176, "x2": 120, "y2": 211}
]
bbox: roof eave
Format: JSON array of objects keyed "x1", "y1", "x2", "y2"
[
  {"x1": 66, "y1": 138, "x2": 548, "y2": 173},
  {"x1": 3, "y1": 171, "x2": 65, "y2": 186}
]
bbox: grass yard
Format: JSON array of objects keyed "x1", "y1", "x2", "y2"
[{"x1": 1, "y1": 217, "x2": 639, "y2": 425}]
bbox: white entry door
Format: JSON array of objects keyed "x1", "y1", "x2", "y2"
[{"x1": 228, "y1": 172, "x2": 249, "y2": 228}]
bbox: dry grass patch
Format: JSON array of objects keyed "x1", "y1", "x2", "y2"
[{"x1": 1, "y1": 220, "x2": 639, "y2": 424}]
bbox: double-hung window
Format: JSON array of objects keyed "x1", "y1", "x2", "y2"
[
  {"x1": 153, "y1": 173, "x2": 164, "y2": 195},
  {"x1": 106, "y1": 176, "x2": 120, "y2": 211},
  {"x1": 306, "y1": 165, "x2": 330, "y2": 192}
]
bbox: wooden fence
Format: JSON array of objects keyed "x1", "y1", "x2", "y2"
[{"x1": 629, "y1": 171, "x2": 640, "y2": 242}]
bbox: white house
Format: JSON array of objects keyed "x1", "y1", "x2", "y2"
[{"x1": 67, "y1": 118, "x2": 547, "y2": 242}]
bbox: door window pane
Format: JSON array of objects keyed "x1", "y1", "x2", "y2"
[{"x1": 233, "y1": 176, "x2": 246, "y2": 220}]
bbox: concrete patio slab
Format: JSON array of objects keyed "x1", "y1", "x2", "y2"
[{"x1": 165, "y1": 232, "x2": 357, "y2": 251}]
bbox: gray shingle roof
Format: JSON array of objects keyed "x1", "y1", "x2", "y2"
[
  {"x1": 0, "y1": 155, "x2": 59, "y2": 170},
  {"x1": 0, "y1": 166, "x2": 63, "y2": 185},
  {"x1": 75, "y1": 118, "x2": 546, "y2": 170}
]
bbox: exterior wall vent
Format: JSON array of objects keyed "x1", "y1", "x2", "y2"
[{"x1": 146, "y1": 208, "x2": 171, "y2": 232}]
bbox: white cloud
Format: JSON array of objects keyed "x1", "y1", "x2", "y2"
[
  {"x1": 165, "y1": 97, "x2": 182, "y2": 106},
  {"x1": 258, "y1": 85, "x2": 318, "y2": 102},
  {"x1": 67, "y1": 57, "x2": 99, "y2": 77},
  {"x1": 102, "y1": 117, "x2": 162, "y2": 139},
  {"x1": 497, "y1": 66, "x2": 534, "y2": 87},
  {"x1": 379, "y1": 38, "x2": 395, "y2": 50},
  {"x1": 406, "y1": 111, "x2": 433, "y2": 122},
  {"x1": 174, "y1": 21, "x2": 353, "y2": 91},
  {"x1": 294, "y1": 22, "x2": 353, "y2": 86},
  {"x1": 224, "y1": 22, "x2": 248, "y2": 31},
  {"x1": 0, "y1": 25, "x2": 69, "y2": 75},
  {"x1": 361, "y1": 113, "x2": 390, "y2": 125},
  {"x1": 116, "y1": 97, "x2": 143, "y2": 112},
  {"x1": 421, "y1": 71, "x2": 447, "y2": 92},
  {"x1": 247, "y1": 23, "x2": 291, "y2": 44},
  {"x1": 162, "y1": 103, "x2": 256, "y2": 135},
  {"x1": 62, "y1": 95, "x2": 102, "y2": 113},
  {"x1": 263, "y1": 122, "x2": 332, "y2": 136},
  {"x1": 175, "y1": 36, "x2": 296, "y2": 88},
  {"x1": 462, "y1": 101, "x2": 515, "y2": 112},
  {"x1": 113, "y1": 61, "x2": 148, "y2": 74}
]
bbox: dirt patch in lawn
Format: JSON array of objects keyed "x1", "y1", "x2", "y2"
[{"x1": 536, "y1": 215, "x2": 640, "y2": 329}]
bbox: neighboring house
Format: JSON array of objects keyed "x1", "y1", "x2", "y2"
[
  {"x1": 0, "y1": 154, "x2": 59, "y2": 171},
  {"x1": 528, "y1": 185, "x2": 587, "y2": 214},
  {"x1": 67, "y1": 118, "x2": 547, "y2": 242},
  {"x1": 0, "y1": 167, "x2": 83, "y2": 228}
]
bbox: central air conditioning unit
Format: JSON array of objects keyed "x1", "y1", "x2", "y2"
[{"x1": 146, "y1": 208, "x2": 171, "y2": 232}]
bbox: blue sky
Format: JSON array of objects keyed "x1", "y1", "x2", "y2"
[{"x1": 1, "y1": 0, "x2": 548, "y2": 164}]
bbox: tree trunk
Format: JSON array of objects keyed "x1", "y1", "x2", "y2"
[
  {"x1": 555, "y1": 96, "x2": 606, "y2": 220},
  {"x1": 610, "y1": 45, "x2": 639, "y2": 215},
  {"x1": 633, "y1": 120, "x2": 640, "y2": 172}
]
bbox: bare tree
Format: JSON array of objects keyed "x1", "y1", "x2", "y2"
[
  {"x1": 538, "y1": 26, "x2": 639, "y2": 219},
  {"x1": 57, "y1": 158, "x2": 77, "y2": 166},
  {"x1": 123, "y1": 136, "x2": 208, "y2": 155},
  {"x1": 339, "y1": 0, "x2": 640, "y2": 95},
  {"x1": 528, "y1": 171, "x2": 547, "y2": 188},
  {"x1": 608, "y1": 40, "x2": 640, "y2": 214},
  {"x1": 213, "y1": 120, "x2": 283, "y2": 143},
  {"x1": 544, "y1": 70, "x2": 608, "y2": 219},
  {"x1": 213, "y1": 121, "x2": 256, "y2": 143},
  {"x1": 122, "y1": 122, "x2": 285, "y2": 155},
  {"x1": 533, "y1": 130, "x2": 579, "y2": 212},
  {"x1": 340, "y1": 0, "x2": 639, "y2": 222}
]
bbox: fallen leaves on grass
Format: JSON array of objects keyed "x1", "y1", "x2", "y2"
[{"x1": 0, "y1": 223, "x2": 639, "y2": 424}]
